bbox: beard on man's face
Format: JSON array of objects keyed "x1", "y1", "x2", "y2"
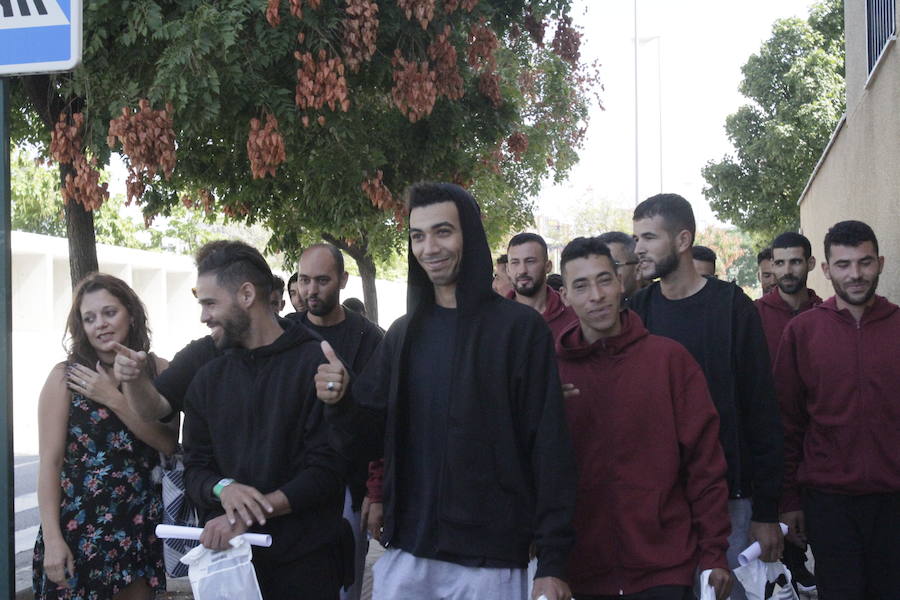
[
  {"x1": 307, "y1": 290, "x2": 339, "y2": 317},
  {"x1": 833, "y1": 273, "x2": 880, "y2": 307},
  {"x1": 514, "y1": 273, "x2": 545, "y2": 297},
  {"x1": 644, "y1": 244, "x2": 679, "y2": 280},
  {"x1": 777, "y1": 271, "x2": 808, "y2": 295},
  {"x1": 213, "y1": 304, "x2": 251, "y2": 349}
]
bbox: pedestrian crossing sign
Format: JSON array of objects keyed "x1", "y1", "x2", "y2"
[{"x1": 0, "y1": 0, "x2": 81, "y2": 75}]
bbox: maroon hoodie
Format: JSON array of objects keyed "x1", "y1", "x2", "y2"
[
  {"x1": 774, "y1": 295, "x2": 900, "y2": 512},
  {"x1": 508, "y1": 285, "x2": 577, "y2": 339},
  {"x1": 755, "y1": 287, "x2": 823, "y2": 363},
  {"x1": 556, "y1": 310, "x2": 730, "y2": 596}
]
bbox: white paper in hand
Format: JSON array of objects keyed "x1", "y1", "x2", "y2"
[
  {"x1": 181, "y1": 537, "x2": 263, "y2": 600},
  {"x1": 698, "y1": 569, "x2": 717, "y2": 600},
  {"x1": 734, "y1": 559, "x2": 800, "y2": 600}
]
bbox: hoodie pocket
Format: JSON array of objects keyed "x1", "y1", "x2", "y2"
[
  {"x1": 441, "y1": 436, "x2": 510, "y2": 526},
  {"x1": 616, "y1": 487, "x2": 692, "y2": 569}
]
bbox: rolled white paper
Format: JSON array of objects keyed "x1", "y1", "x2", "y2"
[
  {"x1": 737, "y1": 522, "x2": 789, "y2": 566},
  {"x1": 155, "y1": 524, "x2": 273, "y2": 547}
]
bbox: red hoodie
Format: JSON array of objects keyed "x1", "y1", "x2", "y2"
[
  {"x1": 555, "y1": 310, "x2": 730, "y2": 596},
  {"x1": 774, "y1": 295, "x2": 900, "y2": 512},
  {"x1": 755, "y1": 287, "x2": 823, "y2": 363},
  {"x1": 508, "y1": 285, "x2": 577, "y2": 339}
]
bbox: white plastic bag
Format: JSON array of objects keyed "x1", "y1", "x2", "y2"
[
  {"x1": 734, "y1": 559, "x2": 800, "y2": 600},
  {"x1": 698, "y1": 569, "x2": 716, "y2": 600},
  {"x1": 180, "y1": 536, "x2": 263, "y2": 600}
]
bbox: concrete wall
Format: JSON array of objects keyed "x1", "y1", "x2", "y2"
[
  {"x1": 11, "y1": 232, "x2": 407, "y2": 455},
  {"x1": 798, "y1": 0, "x2": 900, "y2": 300}
]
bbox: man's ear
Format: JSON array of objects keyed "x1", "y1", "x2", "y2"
[
  {"x1": 545, "y1": 259, "x2": 552, "y2": 274},
  {"x1": 560, "y1": 285, "x2": 569, "y2": 306},
  {"x1": 821, "y1": 261, "x2": 832, "y2": 281},
  {"x1": 807, "y1": 256, "x2": 816, "y2": 272},
  {"x1": 236, "y1": 281, "x2": 256, "y2": 308},
  {"x1": 675, "y1": 230, "x2": 693, "y2": 254},
  {"x1": 340, "y1": 271, "x2": 349, "y2": 290}
]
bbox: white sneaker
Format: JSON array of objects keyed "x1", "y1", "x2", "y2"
[{"x1": 796, "y1": 582, "x2": 818, "y2": 600}]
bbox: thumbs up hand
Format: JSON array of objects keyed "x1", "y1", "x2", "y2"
[{"x1": 316, "y1": 340, "x2": 349, "y2": 404}]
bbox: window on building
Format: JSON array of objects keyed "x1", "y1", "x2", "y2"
[{"x1": 867, "y1": 0, "x2": 897, "y2": 72}]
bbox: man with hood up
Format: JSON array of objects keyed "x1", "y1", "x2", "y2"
[{"x1": 318, "y1": 183, "x2": 577, "y2": 599}]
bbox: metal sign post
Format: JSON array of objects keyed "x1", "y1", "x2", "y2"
[
  {"x1": 1, "y1": 0, "x2": 82, "y2": 594},
  {"x1": 0, "y1": 74, "x2": 13, "y2": 600}
]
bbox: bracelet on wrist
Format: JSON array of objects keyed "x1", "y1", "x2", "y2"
[{"x1": 213, "y1": 478, "x2": 235, "y2": 499}]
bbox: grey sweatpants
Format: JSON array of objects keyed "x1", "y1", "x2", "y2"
[{"x1": 372, "y1": 548, "x2": 528, "y2": 600}]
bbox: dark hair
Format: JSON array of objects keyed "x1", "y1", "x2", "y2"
[
  {"x1": 596, "y1": 231, "x2": 636, "y2": 254},
  {"x1": 271, "y1": 275, "x2": 285, "y2": 295},
  {"x1": 288, "y1": 272, "x2": 299, "y2": 286},
  {"x1": 302, "y1": 243, "x2": 345, "y2": 275},
  {"x1": 824, "y1": 220, "x2": 879, "y2": 261},
  {"x1": 691, "y1": 245, "x2": 717, "y2": 264},
  {"x1": 772, "y1": 232, "x2": 812, "y2": 259},
  {"x1": 633, "y1": 193, "x2": 696, "y2": 244},
  {"x1": 546, "y1": 273, "x2": 563, "y2": 291},
  {"x1": 195, "y1": 240, "x2": 273, "y2": 297},
  {"x1": 507, "y1": 232, "x2": 549, "y2": 259},
  {"x1": 342, "y1": 297, "x2": 366, "y2": 316},
  {"x1": 496, "y1": 254, "x2": 508, "y2": 265},
  {"x1": 405, "y1": 181, "x2": 474, "y2": 213},
  {"x1": 66, "y1": 273, "x2": 152, "y2": 373},
  {"x1": 560, "y1": 237, "x2": 614, "y2": 277},
  {"x1": 757, "y1": 247, "x2": 773, "y2": 264}
]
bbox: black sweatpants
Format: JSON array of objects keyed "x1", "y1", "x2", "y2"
[
  {"x1": 253, "y1": 543, "x2": 342, "y2": 600},
  {"x1": 576, "y1": 586, "x2": 692, "y2": 600},
  {"x1": 804, "y1": 489, "x2": 900, "y2": 600}
]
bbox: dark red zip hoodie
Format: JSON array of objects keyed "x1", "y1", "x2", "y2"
[
  {"x1": 508, "y1": 285, "x2": 577, "y2": 339},
  {"x1": 774, "y1": 295, "x2": 900, "y2": 512},
  {"x1": 755, "y1": 287, "x2": 823, "y2": 363},
  {"x1": 555, "y1": 310, "x2": 730, "y2": 596}
]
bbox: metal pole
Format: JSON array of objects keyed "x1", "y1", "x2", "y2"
[
  {"x1": 633, "y1": 0, "x2": 639, "y2": 206},
  {"x1": 657, "y1": 37, "x2": 663, "y2": 193},
  {"x1": 0, "y1": 76, "x2": 15, "y2": 599}
]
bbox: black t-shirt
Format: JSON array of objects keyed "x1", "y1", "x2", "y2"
[
  {"x1": 645, "y1": 278, "x2": 714, "y2": 372},
  {"x1": 302, "y1": 318, "x2": 354, "y2": 366},
  {"x1": 393, "y1": 305, "x2": 456, "y2": 560},
  {"x1": 154, "y1": 335, "x2": 220, "y2": 420}
]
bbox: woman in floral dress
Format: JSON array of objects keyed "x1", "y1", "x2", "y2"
[{"x1": 33, "y1": 273, "x2": 178, "y2": 599}]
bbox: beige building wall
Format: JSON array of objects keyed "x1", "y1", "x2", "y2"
[{"x1": 798, "y1": 0, "x2": 900, "y2": 300}]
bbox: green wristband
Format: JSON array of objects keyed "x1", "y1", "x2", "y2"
[{"x1": 213, "y1": 478, "x2": 235, "y2": 499}]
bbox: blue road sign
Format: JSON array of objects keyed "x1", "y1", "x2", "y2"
[{"x1": 0, "y1": 0, "x2": 81, "y2": 76}]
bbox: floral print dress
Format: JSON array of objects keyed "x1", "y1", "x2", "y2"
[{"x1": 32, "y1": 391, "x2": 166, "y2": 599}]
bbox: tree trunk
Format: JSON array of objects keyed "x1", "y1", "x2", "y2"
[
  {"x1": 354, "y1": 253, "x2": 379, "y2": 325},
  {"x1": 61, "y1": 165, "x2": 99, "y2": 286},
  {"x1": 23, "y1": 76, "x2": 98, "y2": 290},
  {"x1": 322, "y1": 233, "x2": 379, "y2": 324}
]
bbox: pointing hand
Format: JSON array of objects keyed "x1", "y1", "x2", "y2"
[{"x1": 111, "y1": 342, "x2": 148, "y2": 382}]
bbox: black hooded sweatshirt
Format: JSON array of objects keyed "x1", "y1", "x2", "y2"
[
  {"x1": 328, "y1": 184, "x2": 577, "y2": 580},
  {"x1": 183, "y1": 319, "x2": 348, "y2": 565}
]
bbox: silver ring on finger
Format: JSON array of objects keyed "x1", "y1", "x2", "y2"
[
  {"x1": 327, "y1": 381, "x2": 336, "y2": 392},
  {"x1": 81, "y1": 380, "x2": 86, "y2": 386}
]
